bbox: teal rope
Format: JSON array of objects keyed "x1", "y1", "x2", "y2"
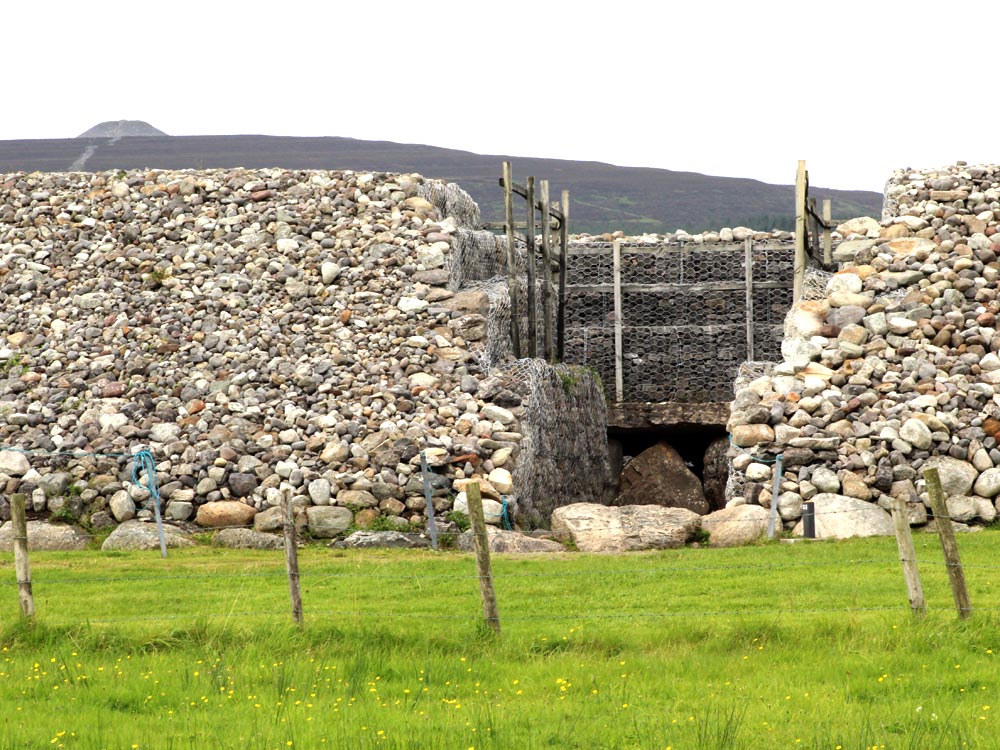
[
  {"x1": 131, "y1": 448, "x2": 161, "y2": 506},
  {"x1": 500, "y1": 497, "x2": 513, "y2": 531},
  {"x1": 728, "y1": 435, "x2": 783, "y2": 465}
]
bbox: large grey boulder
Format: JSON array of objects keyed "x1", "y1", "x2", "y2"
[
  {"x1": 333, "y1": 531, "x2": 431, "y2": 549},
  {"x1": 455, "y1": 528, "x2": 564, "y2": 554},
  {"x1": 101, "y1": 520, "x2": 195, "y2": 551},
  {"x1": 551, "y1": 503, "x2": 701, "y2": 552},
  {"x1": 212, "y1": 528, "x2": 283, "y2": 550},
  {"x1": 921, "y1": 457, "x2": 978, "y2": 497},
  {"x1": 791, "y1": 494, "x2": 893, "y2": 539},
  {"x1": 0, "y1": 520, "x2": 90, "y2": 551},
  {"x1": 615, "y1": 442, "x2": 709, "y2": 514},
  {"x1": 701, "y1": 505, "x2": 770, "y2": 547},
  {"x1": 306, "y1": 506, "x2": 353, "y2": 538}
]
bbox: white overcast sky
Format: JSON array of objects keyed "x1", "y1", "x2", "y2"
[{"x1": 4, "y1": 0, "x2": 995, "y2": 194}]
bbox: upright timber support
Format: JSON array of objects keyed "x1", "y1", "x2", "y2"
[
  {"x1": 613, "y1": 239, "x2": 624, "y2": 402},
  {"x1": 498, "y1": 163, "x2": 570, "y2": 364},
  {"x1": 793, "y1": 160, "x2": 808, "y2": 302},
  {"x1": 525, "y1": 176, "x2": 538, "y2": 358},
  {"x1": 744, "y1": 237, "x2": 755, "y2": 361},
  {"x1": 502, "y1": 162, "x2": 521, "y2": 358}
]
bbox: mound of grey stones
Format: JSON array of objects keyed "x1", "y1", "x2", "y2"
[
  {"x1": 0, "y1": 168, "x2": 523, "y2": 541},
  {"x1": 728, "y1": 162, "x2": 1000, "y2": 536}
]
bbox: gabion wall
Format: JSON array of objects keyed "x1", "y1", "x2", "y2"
[{"x1": 564, "y1": 241, "x2": 794, "y2": 403}]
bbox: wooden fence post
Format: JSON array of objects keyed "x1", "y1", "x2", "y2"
[
  {"x1": 282, "y1": 489, "x2": 304, "y2": 627},
  {"x1": 502, "y1": 161, "x2": 521, "y2": 359},
  {"x1": 744, "y1": 237, "x2": 755, "y2": 362},
  {"x1": 924, "y1": 468, "x2": 972, "y2": 619},
  {"x1": 793, "y1": 160, "x2": 807, "y2": 301},
  {"x1": 822, "y1": 199, "x2": 832, "y2": 267},
  {"x1": 11, "y1": 493, "x2": 35, "y2": 620},
  {"x1": 891, "y1": 496, "x2": 925, "y2": 617},
  {"x1": 466, "y1": 482, "x2": 501, "y2": 635},
  {"x1": 557, "y1": 189, "x2": 570, "y2": 362},
  {"x1": 525, "y1": 177, "x2": 538, "y2": 358},
  {"x1": 612, "y1": 239, "x2": 624, "y2": 402},
  {"x1": 540, "y1": 179, "x2": 554, "y2": 362}
]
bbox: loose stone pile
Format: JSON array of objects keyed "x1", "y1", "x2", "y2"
[
  {"x1": 728, "y1": 163, "x2": 1000, "y2": 535},
  {"x1": 0, "y1": 168, "x2": 559, "y2": 540}
]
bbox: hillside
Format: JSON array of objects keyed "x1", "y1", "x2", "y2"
[{"x1": 0, "y1": 134, "x2": 882, "y2": 234}]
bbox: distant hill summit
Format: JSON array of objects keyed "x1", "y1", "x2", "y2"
[{"x1": 77, "y1": 120, "x2": 167, "y2": 138}]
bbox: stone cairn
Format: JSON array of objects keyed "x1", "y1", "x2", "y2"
[
  {"x1": 727, "y1": 162, "x2": 1000, "y2": 537},
  {"x1": 0, "y1": 168, "x2": 548, "y2": 544}
]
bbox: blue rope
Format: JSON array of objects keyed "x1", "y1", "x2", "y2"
[
  {"x1": 500, "y1": 497, "x2": 513, "y2": 531},
  {"x1": 728, "y1": 434, "x2": 783, "y2": 465},
  {"x1": 131, "y1": 448, "x2": 161, "y2": 506}
]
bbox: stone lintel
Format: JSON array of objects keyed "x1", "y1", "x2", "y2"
[{"x1": 607, "y1": 401, "x2": 730, "y2": 430}]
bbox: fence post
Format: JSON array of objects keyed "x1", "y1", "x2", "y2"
[
  {"x1": 793, "y1": 160, "x2": 807, "y2": 301},
  {"x1": 466, "y1": 482, "x2": 501, "y2": 635},
  {"x1": 540, "y1": 180, "x2": 554, "y2": 362},
  {"x1": 502, "y1": 162, "x2": 521, "y2": 358},
  {"x1": 744, "y1": 237, "x2": 755, "y2": 361},
  {"x1": 822, "y1": 199, "x2": 832, "y2": 267},
  {"x1": 557, "y1": 189, "x2": 570, "y2": 362},
  {"x1": 767, "y1": 455, "x2": 784, "y2": 540},
  {"x1": 11, "y1": 493, "x2": 35, "y2": 620},
  {"x1": 525, "y1": 176, "x2": 538, "y2": 358},
  {"x1": 419, "y1": 451, "x2": 439, "y2": 550},
  {"x1": 890, "y1": 496, "x2": 925, "y2": 617},
  {"x1": 612, "y1": 239, "x2": 624, "y2": 402},
  {"x1": 282, "y1": 488, "x2": 304, "y2": 627},
  {"x1": 924, "y1": 468, "x2": 972, "y2": 618}
]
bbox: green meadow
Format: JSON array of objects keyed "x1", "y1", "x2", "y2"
[{"x1": 1, "y1": 530, "x2": 999, "y2": 749}]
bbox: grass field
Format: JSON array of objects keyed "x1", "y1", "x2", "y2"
[{"x1": 1, "y1": 530, "x2": 999, "y2": 749}]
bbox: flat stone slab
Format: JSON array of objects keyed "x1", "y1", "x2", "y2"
[
  {"x1": 0, "y1": 520, "x2": 89, "y2": 551},
  {"x1": 332, "y1": 531, "x2": 431, "y2": 549},
  {"x1": 551, "y1": 503, "x2": 701, "y2": 552},
  {"x1": 101, "y1": 520, "x2": 195, "y2": 551},
  {"x1": 212, "y1": 528, "x2": 283, "y2": 550},
  {"x1": 455, "y1": 528, "x2": 564, "y2": 554}
]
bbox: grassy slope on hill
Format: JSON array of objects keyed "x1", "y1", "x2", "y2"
[
  {"x1": 1, "y1": 531, "x2": 999, "y2": 749},
  {"x1": 0, "y1": 135, "x2": 883, "y2": 234}
]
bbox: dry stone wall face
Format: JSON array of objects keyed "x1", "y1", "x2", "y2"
[
  {"x1": 0, "y1": 167, "x2": 604, "y2": 534},
  {"x1": 728, "y1": 163, "x2": 1000, "y2": 534}
]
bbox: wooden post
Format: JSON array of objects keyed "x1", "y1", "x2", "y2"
[
  {"x1": 744, "y1": 237, "x2": 755, "y2": 361},
  {"x1": 612, "y1": 239, "x2": 624, "y2": 402},
  {"x1": 11, "y1": 493, "x2": 35, "y2": 620},
  {"x1": 891, "y1": 496, "x2": 926, "y2": 617},
  {"x1": 793, "y1": 160, "x2": 807, "y2": 301},
  {"x1": 502, "y1": 162, "x2": 521, "y2": 358},
  {"x1": 525, "y1": 176, "x2": 538, "y2": 359},
  {"x1": 822, "y1": 199, "x2": 832, "y2": 267},
  {"x1": 419, "y1": 450, "x2": 439, "y2": 550},
  {"x1": 767, "y1": 455, "x2": 784, "y2": 540},
  {"x1": 557, "y1": 189, "x2": 569, "y2": 362},
  {"x1": 924, "y1": 468, "x2": 972, "y2": 619},
  {"x1": 540, "y1": 179, "x2": 554, "y2": 362},
  {"x1": 282, "y1": 489, "x2": 304, "y2": 626},
  {"x1": 466, "y1": 482, "x2": 501, "y2": 635}
]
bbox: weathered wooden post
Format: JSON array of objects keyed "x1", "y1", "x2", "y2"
[
  {"x1": 891, "y1": 496, "x2": 926, "y2": 617},
  {"x1": 540, "y1": 179, "x2": 554, "y2": 362},
  {"x1": 744, "y1": 237, "x2": 755, "y2": 361},
  {"x1": 11, "y1": 493, "x2": 35, "y2": 620},
  {"x1": 282, "y1": 489, "x2": 303, "y2": 626},
  {"x1": 924, "y1": 468, "x2": 972, "y2": 618},
  {"x1": 466, "y1": 481, "x2": 501, "y2": 635},
  {"x1": 612, "y1": 238, "x2": 624, "y2": 402},
  {"x1": 822, "y1": 199, "x2": 833, "y2": 267},
  {"x1": 502, "y1": 162, "x2": 521, "y2": 358},
  {"x1": 793, "y1": 160, "x2": 808, "y2": 301},
  {"x1": 557, "y1": 189, "x2": 570, "y2": 362},
  {"x1": 525, "y1": 176, "x2": 538, "y2": 358}
]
